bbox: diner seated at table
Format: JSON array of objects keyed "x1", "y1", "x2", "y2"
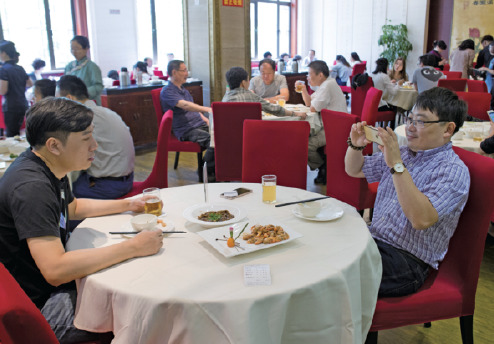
[
  {"x1": 371, "y1": 58, "x2": 398, "y2": 111},
  {"x1": 249, "y1": 58, "x2": 289, "y2": 103},
  {"x1": 0, "y1": 97, "x2": 163, "y2": 343},
  {"x1": 144, "y1": 57, "x2": 154, "y2": 75},
  {"x1": 302, "y1": 49, "x2": 317, "y2": 67},
  {"x1": 345, "y1": 87, "x2": 470, "y2": 296},
  {"x1": 388, "y1": 57, "x2": 408, "y2": 86},
  {"x1": 33, "y1": 79, "x2": 56, "y2": 103},
  {"x1": 297, "y1": 60, "x2": 347, "y2": 184},
  {"x1": 223, "y1": 67, "x2": 306, "y2": 118},
  {"x1": 133, "y1": 61, "x2": 151, "y2": 83},
  {"x1": 329, "y1": 55, "x2": 352, "y2": 86},
  {"x1": 350, "y1": 52, "x2": 362, "y2": 67},
  {"x1": 160, "y1": 59, "x2": 215, "y2": 179},
  {"x1": 411, "y1": 54, "x2": 444, "y2": 93},
  {"x1": 58, "y1": 75, "x2": 135, "y2": 200}
]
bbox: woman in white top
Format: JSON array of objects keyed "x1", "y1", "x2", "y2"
[
  {"x1": 371, "y1": 58, "x2": 398, "y2": 111},
  {"x1": 350, "y1": 52, "x2": 362, "y2": 67}
]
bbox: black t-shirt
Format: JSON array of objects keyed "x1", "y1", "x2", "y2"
[
  {"x1": 0, "y1": 149, "x2": 74, "y2": 308},
  {"x1": 0, "y1": 60, "x2": 29, "y2": 113}
]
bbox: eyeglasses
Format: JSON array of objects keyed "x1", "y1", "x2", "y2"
[
  {"x1": 405, "y1": 117, "x2": 448, "y2": 129},
  {"x1": 177, "y1": 69, "x2": 188, "y2": 73},
  {"x1": 261, "y1": 72, "x2": 274, "y2": 76}
]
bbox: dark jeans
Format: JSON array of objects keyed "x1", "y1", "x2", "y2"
[
  {"x1": 375, "y1": 239, "x2": 430, "y2": 297},
  {"x1": 41, "y1": 289, "x2": 98, "y2": 344},
  {"x1": 4, "y1": 110, "x2": 25, "y2": 137},
  {"x1": 72, "y1": 171, "x2": 134, "y2": 200},
  {"x1": 336, "y1": 77, "x2": 347, "y2": 86},
  {"x1": 182, "y1": 124, "x2": 215, "y2": 173}
]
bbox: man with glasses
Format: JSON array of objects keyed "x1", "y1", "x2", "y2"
[
  {"x1": 160, "y1": 60, "x2": 215, "y2": 180},
  {"x1": 345, "y1": 87, "x2": 470, "y2": 297},
  {"x1": 249, "y1": 59, "x2": 289, "y2": 103}
]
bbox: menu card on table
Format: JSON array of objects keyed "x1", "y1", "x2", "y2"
[{"x1": 244, "y1": 264, "x2": 271, "y2": 286}]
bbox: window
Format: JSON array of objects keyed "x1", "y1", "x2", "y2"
[
  {"x1": 0, "y1": 0, "x2": 74, "y2": 71},
  {"x1": 250, "y1": 0, "x2": 291, "y2": 60},
  {"x1": 135, "y1": 0, "x2": 184, "y2": 67}
]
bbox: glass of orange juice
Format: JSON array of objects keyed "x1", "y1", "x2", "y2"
[
  {"x1": 143, "y1": 187, "x2": 163, "y2": 216},
  {"x1": 277, "y1": 97, "x2": 286, "y2": 107},
  {"x1": 295, "y1": 80, "x2": 305, "y2": 93},
  {"x1": 262, "y1": 175, "x2": 277, "y2": 204}
]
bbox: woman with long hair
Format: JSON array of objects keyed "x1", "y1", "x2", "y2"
[
  {"x1": 388, "y1": 57, "x2": 408, "y2": 85},
  {"x1": 330, "y1": 55, "x2": 352, "y2": 86},
  {"x1": 450, "y1": 39, "x2": 475, "y2": 79},
  {"x1": 350, "y1": 52, "x2": 362, "y2": 67},
  {"x1": 0, "y1": 40, "x2": 32, "y2": 136},
  {"x1": 372, "y1": 58, "x2": 398, "y2": 111}
]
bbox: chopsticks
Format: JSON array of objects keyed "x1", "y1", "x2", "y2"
[
  {"x1": 274, "y1": 196, "x2": 331, "y2": 208},
  {"x1": 109, "y1": 231, "x2": 186, "y2": 235}
]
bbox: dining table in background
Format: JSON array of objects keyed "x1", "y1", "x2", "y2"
[
  {"x1": 67, "y1": 182, "x2": 382, "y2": 344},
  {"x1": 384, "y1": 86, "x2": 418, "y2": 112},
  {"x1": 394, "y1": 121, "x2": 494, "y2": 157}
]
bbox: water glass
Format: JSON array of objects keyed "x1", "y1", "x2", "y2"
[{"x1": 262, "y1": 175, "x2": 277, "y2": 204}]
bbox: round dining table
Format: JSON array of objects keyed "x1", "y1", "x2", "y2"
[
  {"x1": 67, "y1": 183, "x2": 382, "y2": 344},
  {"x1": 384, "y1": 87, "x2": 418, "y2": 111}
]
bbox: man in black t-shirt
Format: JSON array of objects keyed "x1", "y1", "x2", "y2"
[{"x1": 0, "y1": 98, "x2": 163, "y2": 343}]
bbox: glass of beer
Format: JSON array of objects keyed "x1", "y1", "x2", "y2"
[
  {"x1": 262, "y1": 175, "x2": 277, "y2": 204},
  {"x1": 295, "y1": 80, "x2": 305, "y2": 93},
  {"x1": 277, "y1": 97, "x2": 286, "y2": 107},
  {"x1": 143, "y1": 187, "x2": 163, "y2": 216}
]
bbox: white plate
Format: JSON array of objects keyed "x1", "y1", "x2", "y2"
[
  {"x1": 0, "y1": 154, "x2": 15, "y2": 162},
  {"x1": 197, "y1": 221, "x2": 302, "y2": 258},
  {"x1": 292, "y1": 203, "x2": 344, "y2": 222},
  {"x1": 120, "y1": 219, "x2": 175, "y2": 238},
  {"x1": 183, "y1": 203, "x2": 247, "y2": 228}
]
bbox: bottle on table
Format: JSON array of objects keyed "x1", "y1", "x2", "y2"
[{"x1": 120, "y1": 67, "x2": 129, "y2": 87}]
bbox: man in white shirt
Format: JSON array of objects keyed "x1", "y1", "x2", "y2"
[
  {"x1": 298, "y1": 60, "x2": 348, "y2": 183},
  {"x1": 58, "y1": 75, "x2": 135, "y2": 199},
  {"x1": 302, "y1": 49, "x2": 317, "y2": 67},
  {"x1": 249, "y1": 59, "x2": 289, "y2": 103},
  {"x1": 144, "y1": 57, "x2": 154, "y2": 75}
]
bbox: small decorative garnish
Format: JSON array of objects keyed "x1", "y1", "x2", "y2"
[
  {"x1": 227, "y1": 227, "x2": 235, "y2": 247},
  {"x1": 9, "y1": 153, "x2": 18, "y2": 159}
]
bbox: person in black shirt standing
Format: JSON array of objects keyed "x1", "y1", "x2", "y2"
[{"x1": 0, "y1": 40, "x2": 32, "y2": 137}]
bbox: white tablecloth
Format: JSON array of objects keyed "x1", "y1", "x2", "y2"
[
  {"x1": 395, "y1": 122, "x2": 493, "y2": 157},
  {"x1": 67, "y1": 183, "x2": 382, "y2": 344},
  {"x1": 385, "y1": 87, "x2": 418, "y2": 111}
]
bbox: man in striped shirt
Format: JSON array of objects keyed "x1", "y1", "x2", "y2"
[{"x1": 345, "y1": 87, "x2": 470, "y2": 297}]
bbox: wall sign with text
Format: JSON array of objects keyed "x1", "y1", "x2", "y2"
[{"x1": 223, "y1": 0, "x2": 243, "y2": 7}]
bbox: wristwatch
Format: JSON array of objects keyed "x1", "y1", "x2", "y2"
[{"x1": 390, "y1": 162, "x2": 406, "y2": 174}]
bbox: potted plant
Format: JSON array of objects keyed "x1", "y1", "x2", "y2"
[{"x1": 378, "y1": 23, "x2": 413, "y2": 62}]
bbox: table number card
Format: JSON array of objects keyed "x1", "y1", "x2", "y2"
[{"x1": 244, "y1": 264, "x2": 271, "y2": 286}]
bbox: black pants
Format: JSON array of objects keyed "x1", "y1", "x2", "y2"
[
  {"x1": 4, "y1": 110, "x2": 25, "y2": 137},
  {"x1": 182, "y1": 124, "x2": 215, "y2": 173}
]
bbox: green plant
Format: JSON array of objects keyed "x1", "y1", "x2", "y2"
[{"x1": 378, "y1": 23, "x2": 413, "y2": 63}]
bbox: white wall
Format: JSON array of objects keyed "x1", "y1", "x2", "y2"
[
  {"x1": 297, "y1": 0, "x2": 429, "y2": 78},
  {"x1": 86, "y1": 0, "x2": 138, "y2": 76}
]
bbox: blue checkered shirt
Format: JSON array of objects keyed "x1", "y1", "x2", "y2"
[{"x1": 362, "y1": 142, "x2": 470, "y2": 269}]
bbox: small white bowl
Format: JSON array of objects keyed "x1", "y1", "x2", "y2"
[
  {"x1": 296, "y1": 202, "x2": 322, "y2": 218},
  {"x1": 131, "y1": 214, "x2": 158, "y2": 231}
]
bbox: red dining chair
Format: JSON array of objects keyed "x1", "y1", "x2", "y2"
[
  {"x1": 121, "y1": 110, "x2": 171, "y2": 198},
  {"x1": 350, "y1": 75, "x2": 374, "y2": 119},
  {"x1": 150, "y1": 88, "x2": 203, "y2": 174},
  {"x1": 211, "y1": 102, "x2": 262, "y2": 182},
  {"x1": 0, "y1": 262, "x2": 113, "y2": 344},
  {"x1": 456, "y1": 91, "x2": 491, "y2": 121},
  {"x1": 442, "y1": 71, "x2": 462, "y2": 79},
  {"x1": 443, "y1": 63, "x2": 450, "y2": 71},
  {"x1": 242, "y1": 120, "x2": 310, "y2": 189},
  {"x1": 467, "y1": 80, "x2": 488, "y2": 93},
  {"x1": 366, "y1": 147, "x2": 494, "y2": 344},
  {"x1": 438, "y1": 79, "x2": 467, "y2": 92},
  {"x1": 153, "y1": 70, "x2": 164, "y2": 77},
  {"x1": 341, "y1": 62, "x2": 367, "y2": 94},
  {"x1": 321, "y1": 110, "x2": 378, "y2": 214},
  {"x1": 360, "y1": 87, "x2": 388, "y2": 155}
]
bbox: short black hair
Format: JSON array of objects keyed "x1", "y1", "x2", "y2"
[
  {"x1": 34, "y1": 79, "x2": 56, "y2": 99},
  {"x1": 107, "y1": 70, "x2": 119, "y2": 80},
  {"x1": 26, "y1": 97, "x2": 93, "y2": 149},
  {"x1": 259, "y1": 58, "x2": 276, "y2": 71},
  {"x1": 372, "y1": 58, "x2": 389, "y2": 74},
  {"x1": 419, "y1": 54, "x2": 436, "y2": 67},
  {"x1": 308, "y1": 60, "x2": 329, "y2": 78},
  {"x1": 32, "y1": 58, "x2": 46, "y2": 70},
  {"x1": 263, "y1": 51, "x2": 272, "y2": 58},
  {"x1": 57, "y1": 75, "x2": 89, "y2": 100},
  {"x1": 351, "y1": 52, "x2": 361, "y2": 61},
  {"x1": 481, "y1": 35, "x2": 493, "y2": 42},
  {"x1": 0, "y1": 40, "x2": 19, "y2": 60},
  {"x1": 71, "y1": 35, "x2": 90, "y2": 49},
  {"x1": 414, "y1": 87, "x2": 466, "y2": 134},
  {"x1": 459, "y1": 39, "x2": 474, "y2": 51},
  {"x1": 226, "y1": 67, "x2": 248, "y2": 90},
  {"x1": 167, "y1": 59, "x2": 184, "y2": 78},
  {"x1": 433, "y1": 40, "x2": 447, "y2": 50}
]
